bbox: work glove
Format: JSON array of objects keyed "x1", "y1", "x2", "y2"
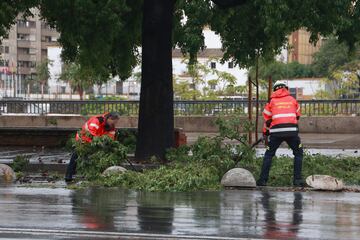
[{"x1": 263, "y1": 130, "x2": 269, "y2": 137}]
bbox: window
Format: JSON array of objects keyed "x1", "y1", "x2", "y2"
[
  {"x1": 297, "y1": 88, "x2": 303, "y2": 99},
  {"x1": 41, "y1": 36, "x2": 52, "y2": 42},
  {"x1": 17, "y1": 33, "x2": 29, "y2": 40},
  {"x1": 0, "y1": 59, "x2": 9, "y2": 67},
  {"x1": 210, "y1": 84, "x2": 216, "y2": 90},
  {"x1": 0, "y1": 46, "x2": 9, "y2": 54},
  {"x1": 29, "y1": 48, "x2": 37, "y2": 54},
  {"x1": 210, "y1": 62, "x2": 216, "y2": 69},
  {"x1": 18, "y1": 61, "x2": 28, "y2": 67},
  {"x1": 61, "y1": 86, "x2": 66, "y2": 94},
  {"x1": 17, "y1": 61, "x2": 36, "y2": 68},
  {"x1": 289, "y1": 88, "x2": 297, "y2": 99},
  {"x1": 29, "y1": 34, "x2": 36, "y2": 41},
  {"x1": 18, "y1": 48, "x2": 29, "y2": 54},
  {"x1": 29, "y1": 61, "x2": 36, "y2": 68},
  {"x1": 17, "y1": 20, "x2": 36, "y2": 28},
  {"x1": 228, "y1": 61, "x2": 234, "y2": 69}
]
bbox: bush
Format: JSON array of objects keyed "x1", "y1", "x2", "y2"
[
  {"x1": 74, "y1": 135, "x2": 128, "y2": 180},
  {"x1": 102, "y1": 162, "x2": 221, "y2": 192},
  {"x1": 116, "y1": 129, "x2": 137, "y2": 154},
  {"x1": 12, "y1": 155, "x2": 29, "y2": 172},
  {"x1": 100, "y1": 115, "x2": 255, "y2": 192},
  {"x1": 240, "y1": 153, "x2": 360, "y2": 186}
]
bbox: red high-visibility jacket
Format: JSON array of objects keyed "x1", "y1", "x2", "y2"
[
  {"x1": 76, "y1": 114, "x2": 116, "y2": 143},
  {"x1": 262, "y1": 88, "x2": 301, "y2": 135}
]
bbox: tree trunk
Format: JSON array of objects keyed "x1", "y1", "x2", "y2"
[
  {"x1": 27, "y1": 84, "x2": 30, "y2": 98},
  {"x1": 78, "y1": 87, "x2": 84, "y2": 100},
  {"x1": 41, "y1": 83, "x2": 44, "y2": 99},
  {"x1": 255, "y1": 57, "x2": 259, "y2": 142},
  {"x1": 135, "y1": 0, "x2": 176, "y2": 161}
]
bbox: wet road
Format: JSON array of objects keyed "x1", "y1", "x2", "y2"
[{"x1": 1, "y1": 186, "x2": 360, "y2": 239}]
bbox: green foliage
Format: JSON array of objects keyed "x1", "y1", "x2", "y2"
[
  {"x1": 174, "y1": 58, "x2": 244, "y2": 100},
  {"x1": 240, "y1": 154, "x2": 360, "y2": 187},
  {"x1": 103, "y1": 162, "x2": 221, "y2": 192},
  {"x1": 40, "y1": 0, "x2": 142, "y2": 80},
  {"x1": 35, "y1": 59, "x2": 52, "y2": 85},
  {"x1": 74, "y1": 135, "x2": 128, "y2": 180},
  {"x1": 249, "y1": 60, "x2": 317, "y2": 82},
  {"x1": 312, "y1": 37, "x2": 355, "y2": 77},
  {"x1": 12, "y1": 155, "x2": 29, "y2": 172},
  {"x1": 59, "y1": 63, "x2": 107, "y2": 100},
  {"x1": 116, "y1": 129, "x2": 137, "y2": 154},
  {"x1": 0, "y1": 1, "x2": 38, "y2": 43},
  {"x1": 100, "y1": 115, "x2": 254, "y2": 192}
]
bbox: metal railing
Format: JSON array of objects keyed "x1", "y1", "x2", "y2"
[{"x1": 0, "y1": 99, "x2": 359, "y2": 116}]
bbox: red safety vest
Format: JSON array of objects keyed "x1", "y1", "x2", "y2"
[
  {"x1": 76, "y1": 113, "x2": 116, "y2": 143},
  {"x1": 262, "y1": 88, "x2": 301, "y2": 135}
]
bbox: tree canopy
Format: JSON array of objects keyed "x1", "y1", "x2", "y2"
[
  {"x1": 2, "y1": 1, "x2": 360, "y2": 81},
  {"x1": 312, "y1": 37, "x2": 360, "y2": 76},
  {"x1": 2, "y1": 0, "x2": 360, "y2": 159}
]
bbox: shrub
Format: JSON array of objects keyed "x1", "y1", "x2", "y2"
[
  {"x1": 12, "y1": 155, "x2": 29, "y2": 172},
  {"x1": 74, "y1": 135, "x2": 128, "y2": 180}
]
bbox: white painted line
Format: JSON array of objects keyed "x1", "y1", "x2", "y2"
[{"x1": 0, "y1": 227, "x2": 262, "y2": 240}]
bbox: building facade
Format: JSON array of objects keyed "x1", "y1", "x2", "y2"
[
  {"x1": 0, "y1": 8, "x2": 59, "y2": 98},
  {"x1": 287, "y1": 29, "x2": 323, "y2": 65}
]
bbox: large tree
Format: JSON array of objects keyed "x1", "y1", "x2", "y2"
[
  {"x1": 2, "y1": 0, "x2": 360, "y2": 160},
  {"x1": 135, "y1": 0, "x2": 176, "y2": 160}
]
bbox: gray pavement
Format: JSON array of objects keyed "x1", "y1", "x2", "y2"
[
  {"x1": 1, "y1": 186, "x2": 360, "y2": 239},
  {"x1": 187, "y1": 133, "x2": 360, "y2": 149}
]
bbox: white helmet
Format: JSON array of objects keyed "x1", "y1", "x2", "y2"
[{"x1": 273, "y1": 80, "x2": 288, "y2": 91}]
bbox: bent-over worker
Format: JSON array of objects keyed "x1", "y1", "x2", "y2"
[{"x1": 65, "y1": 112, "x2": 120, "y2": 182}]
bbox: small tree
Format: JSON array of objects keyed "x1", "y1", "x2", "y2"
[
  {"x1": 35, "y1": 59, "x2": 52, "y2": 99},
  {"x1": 59, "y1": 63, "x2": 96, "y2": 100}
]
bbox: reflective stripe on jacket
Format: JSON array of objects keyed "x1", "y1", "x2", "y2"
[
  {"x1": 262, "y1": 88, "x2": 300, "y2": 135},
  {"x1": 75, "y1": 114, "x2": 116, "y2": 143}
]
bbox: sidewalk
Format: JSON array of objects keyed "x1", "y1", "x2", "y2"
[{"x1": 186, "y1": 133, "x2": 360, "y2": 149}]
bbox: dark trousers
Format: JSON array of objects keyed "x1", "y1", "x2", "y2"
[
  {"x1": 65, "y1": 152, "x2": 78, "y2": 180},
  {"x1": 259, "y1": 134, "x2": 303, "y2": 183}
]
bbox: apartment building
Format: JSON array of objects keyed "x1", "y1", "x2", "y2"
[
  {"x1": 0, "y1": 9, "x2": 59, "y2": 97},
  {"x1": 287, "y1": 29, "x2": 323, "y2": 65}
]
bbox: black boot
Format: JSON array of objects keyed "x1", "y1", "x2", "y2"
[
  {"x1": 293, "y1": 179, "x2": 305, "y2": 187},
  {"x1": 256, "y1": 179, "x2": 267, "y2": 186},
  {"x1": 65, "y1": 152, "x2": 78, "y2": 182}
]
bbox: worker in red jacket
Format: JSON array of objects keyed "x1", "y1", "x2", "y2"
[
  {"x1": 257, "y1": 81, "x2": 304, "y2": 187},
  {"x1": 65, "y1": 112, "x2": 120, "y2": 182}
]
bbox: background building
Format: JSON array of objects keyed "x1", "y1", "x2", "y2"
[
  {"x1": 281, "y1": 78, "x2": 325, "y2": 100},
  {"x1": 0, "y1": 8, "x2": 59, "y2": 98},
  {"x1": 287, "y1": 28, "x2": 323, "y2": 65}
]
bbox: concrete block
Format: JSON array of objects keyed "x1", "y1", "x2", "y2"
[
  {"x1": 102, "y1": 166, "x2": 127, "y2": 176},
  {"x1": 221, "y1": 168, "x2": 256, "y2": 188},
  {"x1": 0, "y1": 164, "x2": 16, "y2": 182},
  {"x1": 306, "y1": 175, "x2": 344, "y2": 191}
]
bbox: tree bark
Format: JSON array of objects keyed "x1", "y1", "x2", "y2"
[
  {"x1": 41, "y1": 83, "x2": 44, "y2": 99},
  {"x1": 255, "y1": 57, "x2": 259, "y2": 142},
  {"x1": 135, "y1": 0, "x2": 176, "y2": 161},
  {"x1": 212, "y1": 0, "x2": 247, "y2": 8}
]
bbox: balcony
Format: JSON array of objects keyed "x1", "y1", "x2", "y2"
[
  {"x1": 17, "y1": 54, "x2": 36, "y2": 62},
  {"x1": 18, "y1": 67, "x2": 36, "y2": 75},
  {"x1": 41, "y1": 29, "x2": 59, "y2": 37},
  {"x1": 17, "y1": 27, "x2": 31, "y2": 35},
  {"x1": 17, "y1": 40, "x2": 36, "y2": 49}
]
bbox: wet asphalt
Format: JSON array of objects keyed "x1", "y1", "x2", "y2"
[{"x1": 0, "y1": 185, "x2": 360, "y2": 239}]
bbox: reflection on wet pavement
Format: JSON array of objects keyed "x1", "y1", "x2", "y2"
[{"x1": 0, "y1": 187, "x2": 360, "y2": 239}]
